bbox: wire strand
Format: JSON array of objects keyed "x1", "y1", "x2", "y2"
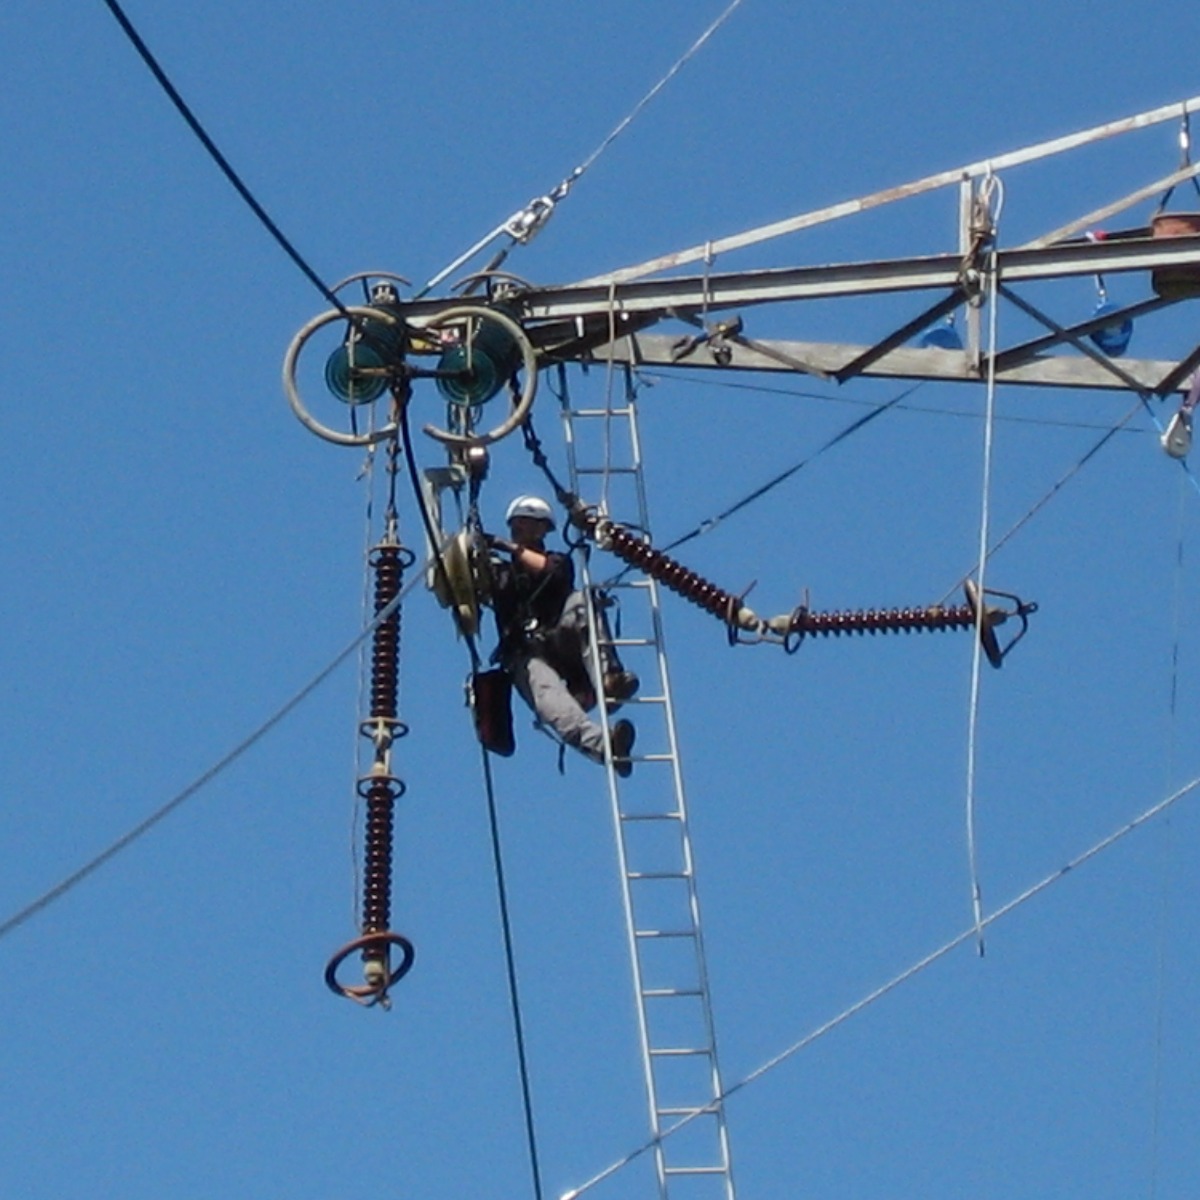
[
  {"x1": 573, "y1": 0, "x2": 747, "y2": 181},
  {"x1": 659, "y1": 380, "x2": 924, "y2": 557},
  {"x1": 393, "y1": 407, "x2": 543, "y2": 1200},
  {"x1": 561, "y1": 768, "x2": 1200, "y2": 1199},
  {"x1": 416, "y1": 0, "x2": 746, "y2": 297},
  {"x1": 478, "y1": 744, "x2": 545, "y2": 1200},
  {"x1": 0, "y1": 568, "x2": 427, "y2": 944},
  {"x1": 639, "y1": 368, "x2": 1153, "y2": 434},
  {"x1": 936, "y1": 396, "x2": 1145, "y2": 606}
]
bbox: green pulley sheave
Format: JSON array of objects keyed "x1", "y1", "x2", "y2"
[
  {"x1": 324, "y1": 304, "x2": 406, "y2": 405},
  {"x1": 435, "y1": 305, "x2": 522, "y2": 408}
]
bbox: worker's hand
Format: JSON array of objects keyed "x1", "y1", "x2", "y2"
[{"x1": 485, "y1": 534, "x2": 515, "y2": 554}]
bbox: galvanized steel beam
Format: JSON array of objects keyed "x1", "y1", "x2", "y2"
[{"x1": 579, "y1": 332, "x2": 1192, "y2": 394}]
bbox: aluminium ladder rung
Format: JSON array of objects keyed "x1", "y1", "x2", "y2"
[
  {"x1": 562, "y1": 378, "x2": 735, "y2": 1200},
  {"x1": 564, "y1": 406, "x2": 634, "y2": 418}
]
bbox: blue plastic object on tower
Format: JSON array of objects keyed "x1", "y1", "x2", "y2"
[
  {"x1": 1088, "y1": 300, "x2": 1133, "y2": 356},
  {"x1": 919, "y1": 320, "x2": 963, "y2": 350}
]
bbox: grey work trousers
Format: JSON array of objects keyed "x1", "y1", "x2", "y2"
[
  {"x1": 510, "y1": 653, "x2": 607, "y2": 762},
  {"x1": 508, "y1": 590, "x2": 613, "y2": 762}
]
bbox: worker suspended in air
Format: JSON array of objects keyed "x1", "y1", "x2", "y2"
[{"x1": 484, "y1": 495, "x2": 639, "y2": 774}]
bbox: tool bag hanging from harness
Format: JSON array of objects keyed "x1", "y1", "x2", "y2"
[{"x1": 471, "y1": 667, "x2": 515, "y2": 757}]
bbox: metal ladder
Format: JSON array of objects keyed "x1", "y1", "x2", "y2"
[{"x1": 558, "y1": 367, "x2": 736, "y2": 1200}]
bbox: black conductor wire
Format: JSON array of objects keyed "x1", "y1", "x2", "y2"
[{"x1": 99, "y1": 0, "x2": 350, "y2": 317}]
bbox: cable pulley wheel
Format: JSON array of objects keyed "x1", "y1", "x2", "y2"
[
  {"x1": 420, "y1": 305, "x2": 539, "y2": 449},
  {"x1": 282, "y1": 304, "x2": 404, "y2": 447}
]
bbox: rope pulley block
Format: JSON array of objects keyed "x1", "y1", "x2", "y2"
[{"x1": 429, "y1": 527, "x2": 488, "y2": 637}]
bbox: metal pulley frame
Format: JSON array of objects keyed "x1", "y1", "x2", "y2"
[{"x1": 283, "y1": 301, "x2": 540, "y2": 450}]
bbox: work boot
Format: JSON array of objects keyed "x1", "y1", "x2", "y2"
[
  {"x1": 603, "y1": 670, "x2": 640, "y2": 710},
  {"x1": 610, "y1": 719, "x2": 636, "y2": 778}
]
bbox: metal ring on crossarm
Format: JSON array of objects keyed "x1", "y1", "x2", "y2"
[
  {"x1": 420, "y1": 305, "x2": 538, "y2": 449},
  {"x1": 282, "y1": 304, "x2": 402, "y2": 447}
]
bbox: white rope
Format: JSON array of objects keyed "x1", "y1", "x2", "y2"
[
  {"x1": 1149, "y1": 477, "x2": 1187, "y2": 1197},
  {"x1": 964, "y1": 238, "x2": 1002, "y2": 956},
  {"x1": 601, "y1": 280, "x2": 618, "y2": 514},
  {"x1": 560, "y1": 769, "x2": 1200, "y2": 1200}
]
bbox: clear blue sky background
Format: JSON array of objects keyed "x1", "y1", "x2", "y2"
[{"x1": 3, "y1": 3, "x2": 1199, "y2": 1197}]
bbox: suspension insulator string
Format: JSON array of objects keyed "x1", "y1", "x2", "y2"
[
  {"x1": 325, "y1": 513, "x2": 417, "y2": 1008},
  {"x1": 575, "y1": 510, "x2": 1037, "y2": 666}
]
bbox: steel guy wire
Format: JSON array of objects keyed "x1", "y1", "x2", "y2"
[
  {"x1": 415, "y1": 0, "x2": 747, "y2": 298},
  {"x1": 561, "y1": 767, "x2": 1200, "y2": 1199},
  {"x1": 936, "y1": 396, "x2": 1145, "y2": 606},
  {"x1": 0, "y1": 566, "x2": 429, "y2": 945},
  {"x1": 639, "y1": 368, "x2": 1153, "y2": 434},
  {"x1": 657, "y1": 379, "x2": 925, "y2": 558}
]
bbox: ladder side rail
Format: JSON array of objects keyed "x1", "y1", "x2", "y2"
[
  {"x1": 560, "y1": 394, "x2": 672, "y2": 1200},
  {"x1": 625, "y1": 393, "x2": 737, "y2": 1199}
]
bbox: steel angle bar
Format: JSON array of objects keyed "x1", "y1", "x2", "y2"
[
  {"x1": 1019, "y1": 162, "x2": 1200, "y2": 250},
  {"x1": 997, "y1": 284, "x2": 1158, "y2": 394},
  {"x1": 833, "y1": 288, "x2": 965, "y2": 383},
  {"x1": 576, "y1": 94, "x2": 1200, "y2": 287},
  {"x1": 516, "y1": 234, "x2": 1200, "y2": 322},
  {"x1": 586, "y1": 331, "x2": 1190, "y2": 393},
  {"x1": 1154, "y1": 341, "x2": 1200, "y2": 397},
  {"x1": 990, "y1": 294, "x2": 1178, "y2": 374}
]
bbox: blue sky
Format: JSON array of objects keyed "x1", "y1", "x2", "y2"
[{"x1": 3, "y1": 3, "x2": 1200, "y2": 1198}]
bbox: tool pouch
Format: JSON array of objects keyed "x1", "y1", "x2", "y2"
[{"x1": 472, "y1": 669, "x2": 515, "y2": 756}]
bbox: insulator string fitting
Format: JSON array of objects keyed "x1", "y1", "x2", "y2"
[
  {"x1": 326, "y1": 532, "x2": 416, "y2": 1008},
  {"x1": 592, "y1": 518, "x2": 766, "y2": 634},
  {"x1": 368, "y1": 540, "x2": 408, "y2": 724},
  {"x1": 585, "y1": 514, "x2": 1036, "y2": 667},
  {"x1": 783, "y1": 580, "x2": 1037, "y2": 668}
]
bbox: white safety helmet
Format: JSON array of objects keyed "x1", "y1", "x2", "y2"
[{"x1": 505, "y1": 494, "x2": 556, "y2": 529}]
